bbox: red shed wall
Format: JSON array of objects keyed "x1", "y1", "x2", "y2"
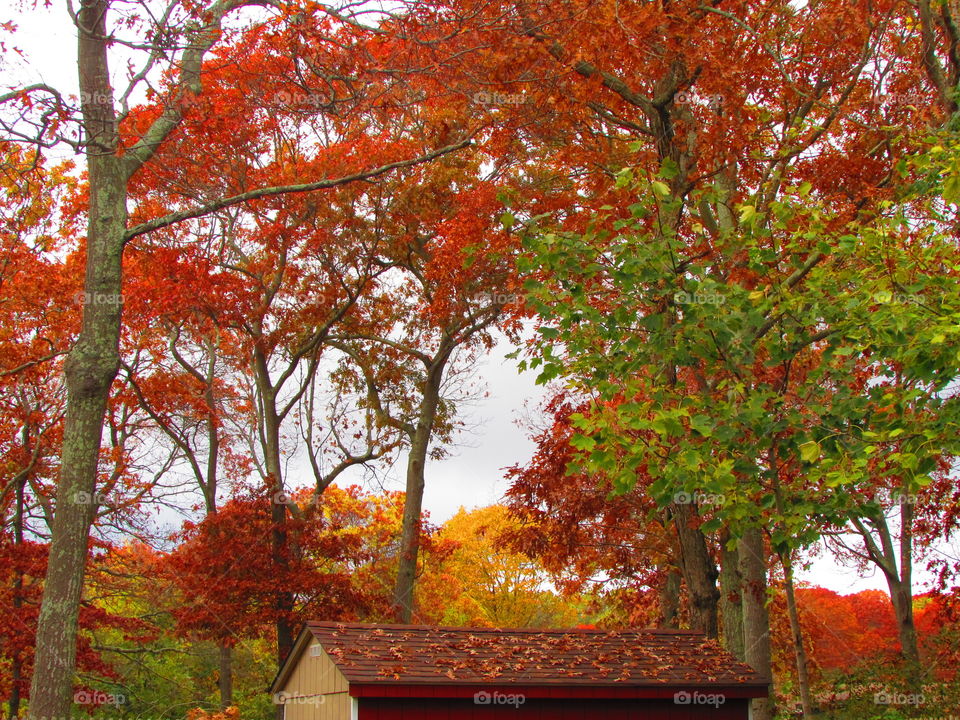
[{"x1": 358, "y1": 697, "x2": 750, "y2": 719}]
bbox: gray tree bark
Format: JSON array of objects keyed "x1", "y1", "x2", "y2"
[
  {"x1": 739, "y1": 527, "x2": 773, "y2": 720},
  {"x1": 24, "y1": 1, "x2": 471, "y2": 713},
  {"x1": 849, "y1": 501, "x2": 921, "y2": 687},
  {"x1": 393, "y1": 355, "x2": 449, "y2": 622},
  {"x1": 719, "y1": 528, "x2": 745, "y2": 661},
  {"x1": 780, "y1": 550, "x2": 814, "y2": 717},
  {"x1": 669, "y1": 503, "x2": 720, "y2": 638},
  {"x1": 27, "y1": 3, "x2": 124, "y2": 715},
  {"x1": 658, "y1": 566, "x2": 682, "y2": 629},
  {"x1": 218, "y1": 642, "x2": 233, "y2": 709}
]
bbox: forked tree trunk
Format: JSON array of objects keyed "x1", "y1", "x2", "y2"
[
  {"x1": 850, "y1": 502, "x2": 921, "y2": 688},
  {"x1": 254, "y1": 355, "x2": 297, "y2": 671}
]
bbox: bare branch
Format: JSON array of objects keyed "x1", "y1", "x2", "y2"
[{"x1": 123, "y1": 137, "x2": 473, "y2": 241}]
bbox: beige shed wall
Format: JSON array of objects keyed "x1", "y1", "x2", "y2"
[{"x1": 278, "y1": 641, "x2": 352, "y2": 720}]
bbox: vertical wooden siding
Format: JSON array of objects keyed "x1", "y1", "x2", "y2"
[{"x1": 278, "y1": 641, "x2": 351, "y2": 720}]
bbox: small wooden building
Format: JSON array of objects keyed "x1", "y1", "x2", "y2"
[{"x1": 269, "y1": 622, "x2": 769, "y2": 720}]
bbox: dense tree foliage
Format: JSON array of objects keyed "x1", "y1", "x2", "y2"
[{"x1": 1, "y1": 0, "x2": 960, "y2": 718}]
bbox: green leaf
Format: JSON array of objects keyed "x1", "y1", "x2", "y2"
[
  {"x1": 651, "y1": 180, "x2": 671, "y2": 198},
  {"x1": 689, "y1": 415, "x2": 714, "y2": 437},
  {"x1": 659, "y1": 158, "x2": 680, "y2": 180},
  {"x1": 699, "y1": 517, "x2": 723, "y2": 534},
  {"x1": 943, "y1": 174, "x2": 960, "y2": 205},
  {"x1": 569, "y1": 433, "x2": 596, "y2": 452},
  {"x1": 799, "y1": 441, "x2": 820, "y2": 463}
]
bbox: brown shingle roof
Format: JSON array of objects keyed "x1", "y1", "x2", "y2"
[{"x1": 303, "y1": 621, "x2": 769, "y2": 688}]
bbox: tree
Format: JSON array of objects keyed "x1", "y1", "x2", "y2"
[
  {"x1": 417, "y1": 505, "x2": 585, "y2": 628},
  {"x1": 517, "y1": 149, "x2": 960, "y2": 709},
  {"x1": 494, "y1": 1, "x2": 960, "y2": 714},
  {"x1": 1, "y1": 3, "x2": 473, "y2": 714},
  {"x1": 0, "y1": 141, "x2": 77, "y2": 717},
  {"x1": 323, "y1": 152, "x2": 524, "y2": 623},
  {"x1": 330, "y1": 233, "x2": 518, "y2": 622},
  {"x1": 160, "y1": 486, "x2": 362, "y2": 652},
  {"x1": 504, "y1": 390, "x2": 690, "y2": 631}
]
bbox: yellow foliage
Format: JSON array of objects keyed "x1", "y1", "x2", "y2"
[
  {"x1": 186, "y1": 706, "x2": 240, "y2": 720},
  {"x1": 416, "y1": 505, "x2": 583, "y2": 628}
]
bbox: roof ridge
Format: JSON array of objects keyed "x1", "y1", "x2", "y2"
[{"x1": 306, "y1": 621, "x2": 705, "y2": 636}]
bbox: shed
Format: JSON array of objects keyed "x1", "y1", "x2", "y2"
[{"x1": 269, "y1": 621, "x2": 769, "y2": 719}]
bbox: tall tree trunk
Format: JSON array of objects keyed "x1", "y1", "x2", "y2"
[
  {"x1": 767, "y1": 441, "x2": 812, "y2": 716},
  {"x1": 719, "y1": 528, "x2": 745, "y2": 661},
  {"x1": 9, "y1": 653, "x2": 21, "y2": 720},
  {"x1": 393, "y1": 355, "x2": 448, "y2": 622},
  {"x1": 739, "y1": 527, "x2": 773, "y2": 720},
  {"x1": 780, "y1": 550, "x2": 814, "y2": 717},
  {"x1": 28, "y1": 3, "x2": 125, "y2": 716},
  {"x1": 257, "y1": 373, "x2": 294, "y2": 720},
  {"x1": 9, "y1": 475, "x2": 26, "y2": 719},
  {"x1": 254, "y1": 357, "x2": 296, "y2": 668},
  {"x1": 888, "y1": 576, "x2": 920, "y2": 684},
  {"x1": 892, "y1": 498, "x2": 920, "y2": 685},
  {"x1": 202, "y1": 338, "x2": 221, "y2": 516},
  {"x1": 218, "y1": 641, "x2": 233, "y2": 709},
  {"x1": 669, "y1": 503, "x2": 720, "y2": 638}
]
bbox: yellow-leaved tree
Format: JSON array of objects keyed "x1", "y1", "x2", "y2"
[{"x1": 417, "y1": 505, "x2": 585, "y2": 628}]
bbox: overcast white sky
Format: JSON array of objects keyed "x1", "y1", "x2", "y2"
[{"x1": 2, "y1": 2, "x2": 910, "y2": 597}]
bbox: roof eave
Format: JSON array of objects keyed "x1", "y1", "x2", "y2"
[
  {"x1": 267, "y1": 626, "x2": 315, "y2": 695},
  {"x1": 346, "y1": 681, "x2": 771, "y2": 700}
]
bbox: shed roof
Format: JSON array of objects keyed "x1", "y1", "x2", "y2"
[{"x1": 271, "y1": 621, "x2": 769, "y2": 693}]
